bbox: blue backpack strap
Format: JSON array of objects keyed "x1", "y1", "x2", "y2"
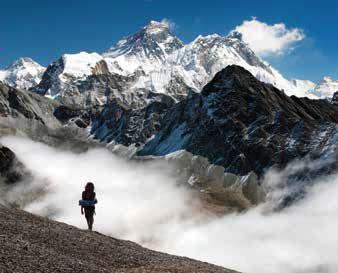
[{"x1": 79, "y1": 199, "x2": 95, "y2": 206}]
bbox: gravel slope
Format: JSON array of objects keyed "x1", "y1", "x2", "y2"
[{"x1": 0, "y1": 205, "x2": 240, "y2": 273}]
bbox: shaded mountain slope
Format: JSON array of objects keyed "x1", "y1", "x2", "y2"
[
  {"x1": 0, "y1": 205, "x2": 239, "y2": 273},
  {"x1": 0, "y1": 82, "x2": 97, "y2": 152},
  {"x1": 0, "y1": 82, "x2": 265, "y2": 210},
  {"x1": 91, "y1": 65, "x2": 337, "y2": 178},
  {"x1": 88, "y1": 65, "x2": 337, "y2": 206},
  {"x1": 138, "y1": 65, "x2": 338, "y2": 176}
]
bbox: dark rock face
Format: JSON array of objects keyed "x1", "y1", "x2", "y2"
[
  {"x1": 0, "y1": 83, "x2": 96, "y2": 152},
  {"x1": 333, "y1": 91, "x2": 338, "y2": 104},
  {"x1": 73, "y1": 72, "x2": 147, "y2": 108},
  {"x1": 53, "y1": 105, "x2": 84, "y2": 122},
  {"x1": 91, "y1": 94, "x2": 175, "y2": 146},
  {"x1": 31, "y1": 58, "x2": 65, "y2": 96},
  {"x1": 0, "y1": 82, "x2": 59, "y2": 125},
  {"x1": 53, "y1": 105, "x2": 91, "y2": 128},
  {"x1": 88, "y1": 65, "x2": 338, "y2": 189},
  {"x1": 54, "y1": 105, "x2": 83, "y2": 122},
  {"x1": 0, "y1": 146, "x2": 30, "y2": 184},
  {"x1": 137, "y1": 66, "x2": 338, "y2": 177}
]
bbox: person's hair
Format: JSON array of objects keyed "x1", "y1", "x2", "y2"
[{"x1": 85, "y1": 182, "x2": 95, "y2": 192}]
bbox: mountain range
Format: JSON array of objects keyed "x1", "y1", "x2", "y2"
[
  {"x1": 1, "y1": 20, "x2": 337, "y2": 105},
  {"x1": 2, "y1": 18, "x2": 338, "y2": 273},
  {"x1": 0, "y1": 20, "x2": 337, "y2": 208}
]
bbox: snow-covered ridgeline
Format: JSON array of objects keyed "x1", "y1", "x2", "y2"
[
  {"x1": 0, "y1": 58, "x2": 45, "y2": 90},
  {"x1": 1, "y1": 21, "x2": 337, "y2": 101}
]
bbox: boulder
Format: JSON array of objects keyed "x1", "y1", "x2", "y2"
[{"x1": 0, "y1": 145, "x2": 29, "y2": 184}]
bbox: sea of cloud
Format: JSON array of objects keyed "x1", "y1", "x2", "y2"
[{"x1": 1, "y1": 136, "x2": 337, "y2": 273}]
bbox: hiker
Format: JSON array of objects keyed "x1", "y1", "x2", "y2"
[{"x1": 80, "y1": 182, "x2": 97, "y2": 231}]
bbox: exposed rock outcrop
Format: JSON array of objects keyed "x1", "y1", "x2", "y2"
[
  {"x1": 92, "y1": 94, "x2": 175, "y2": 145},
  {"x1": 0, "y1": 82, "x2": 98, "y2": 152},
  {"x1": 164, "y1": 150, "x2": 266, "y2": 209},
  {"x1": 93, "y1": 65, "x2": 337, "y2": 205},
  {"x1": 139, "y1": 65, "x2": 338, "y2": 176},
  {"x1": 0, "y1": 145, "x2": 30, "y2": 184},
  {"x1": 333, "y1": 91, "x2": 338, "y2": 104},
  {"x1": 2, "y1": 66, "x2": 337, "y2": 208}
]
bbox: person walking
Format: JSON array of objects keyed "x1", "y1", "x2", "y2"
[{"x1": 80, "y1": 182, "x2": 97, "y2": 231}]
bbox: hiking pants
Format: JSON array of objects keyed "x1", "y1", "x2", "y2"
[{"x1": 84, "y1": 206, "x2": 95, "y2": 230}]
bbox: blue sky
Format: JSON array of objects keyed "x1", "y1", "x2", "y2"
[{"x1": 1, "y1": 0, "x2": 337, "y2": 81}]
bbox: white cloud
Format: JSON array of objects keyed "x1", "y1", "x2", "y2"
[
  {"x1": 3, "y1": 136, "x2": 338, "y2": 273},
  {"x1": 161, "y1": 18, "x2": 177, "y2": 31},
  {"x1": 234, "y1": 17, "x2": 305, "y2": 56}
]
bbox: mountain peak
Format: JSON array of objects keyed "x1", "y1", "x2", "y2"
[
  {"x1": 216, "y1": 64, "x2": 255, "y2": 76},
  {"x1": 104, "y1": 20, "x2": 183, "y2": 59},
  {"x1": 0, "y1": 57, "x2": 45, "y2": 90},
  {"x1": 311, "y1": 76, "x2": 338, "y2": 98},
  {"x1": 6, "y1": 57, "x2": 43, "y2": 70},
  {"x1": 215, "y1": 64, "x2": 259, "y2": 79},
  {"x1": 193, "y1": 34, "x2": 223, "y2": 44},
  {"x1": 317, "y1": 76, "x2": 338, "y2": 88},
  {"x1": 322, "y1": 76, "x2": 335, "y2": 83},
  {"x1": 226, "y1": 30, "x2": 243, "y2": 41},
  {"x1": 144, "y1": 20, "x2": 170, "y2": 31},
  {"x1": 202, "y1": 65, "x2": 261, "y2": 96}
]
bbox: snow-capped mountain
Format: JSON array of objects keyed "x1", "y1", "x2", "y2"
[
  {"x1": 290, "y1": 79, "x2": 317, "y2": 98},
  {"x1": 0, "y1": 58, "x2": 45, "y2": 90},
  {"x1": 103, "y1": 23, "x2": 299, "y2": 97},
  {"x1": 104, "y1": 20, "x2": 184, "y2": 67},
  {"x1": 102, "y1": 20, "x2": 189, "y2": 98},
  {"x1": 29, "y1": 20, "x2": 334, "y2": 105},
  {"x1": 291, "y1": 77, "x2": 338, "y2": 99},
  {"x1": 311, "y1": 76, "x2": 338, "y2": 98},
  {"x1": 33, "y1": 52, "x2": 103, "y2": 98},
  {"x1": 173, "y1": 31, "x2": 299, "y2": 94}
]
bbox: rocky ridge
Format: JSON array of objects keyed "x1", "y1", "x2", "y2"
[
  {"x1": 0, "y1": 82, "x2": 97, "y2": 151},
  {"x1": 1, "y1": 66, "x2": 337, "y2": 207}
]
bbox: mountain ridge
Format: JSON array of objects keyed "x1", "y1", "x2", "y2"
[
  {"x1": 1, "y1": 64, "x2": 337, "y2": 207},
  {"x1": 0, "y1": 57, "x2": 45, "y2": 90},
  {"x1": 138, "y1": 65, "x2": 337, "y2": 171},
  {"x1": 2, "y1": 20, "x2": 337, "y2": 101},
  {"x1": 88, "y1": 65, "x2": 337, "y2": 180}
]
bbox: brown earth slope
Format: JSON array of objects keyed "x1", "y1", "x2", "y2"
[{"x1": 0, "y1": 205, "x2": 240, "y2": 273}]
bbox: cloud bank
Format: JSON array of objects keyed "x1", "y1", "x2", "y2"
[
  {"x1": 234, "y1": 17, "x2": 305, "y2": 56},
  {"x1": 1, "y1": 136, "x2": 338, "y2": 273}
]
